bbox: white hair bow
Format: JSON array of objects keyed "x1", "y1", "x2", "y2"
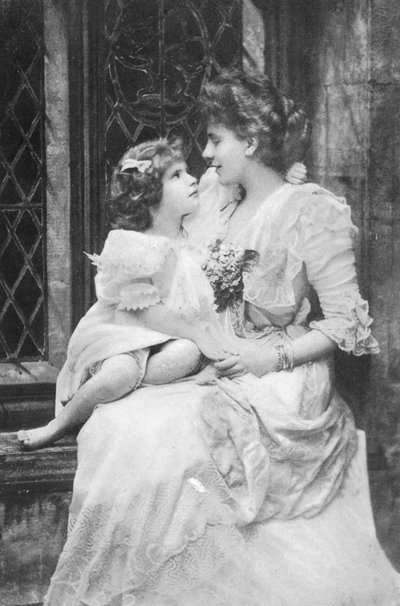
[{"x1": 120, "y1": 159, "x2": 152, "y2": 173}]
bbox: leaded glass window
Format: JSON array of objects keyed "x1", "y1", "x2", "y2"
[
  {"x1": 0, "y1": 0, "x2": 47, "y2": 361},
  {"x1": 104, "y1": 0, "x2": 242, "y2": 182}
]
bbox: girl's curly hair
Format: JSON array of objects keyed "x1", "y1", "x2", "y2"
[
  {"x1": 200, "y1": 68, "x2": 310, "y2": 172},
  {"x1": 107, "y1": 138, "x2": 184, "y2": 231}
]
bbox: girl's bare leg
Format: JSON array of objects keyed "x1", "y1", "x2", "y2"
[
  {"x1": 144, "y1": 339, "x2": 202, "y2": 385},
  {"x1": 17, "y1": 354, "x2": 140, "y2": 450}
]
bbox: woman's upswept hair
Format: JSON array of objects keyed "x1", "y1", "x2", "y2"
[
  {"x1": 200, "y1": 68, "x2": 310, "y2": 171},
  {"x1": 107, "y1": 138, "x2": 184, "y2": 231}
]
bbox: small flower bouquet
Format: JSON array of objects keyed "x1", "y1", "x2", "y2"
[{"x1": 201, "y1": 240, "x2": 258, "y2": 312}]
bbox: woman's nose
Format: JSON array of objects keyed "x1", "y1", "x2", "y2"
[{"x1": 202, "y1": 140, "x2": 213, "y2": 161}]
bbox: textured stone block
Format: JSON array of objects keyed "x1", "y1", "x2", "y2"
[
  {"x1": 369, "y1": 84, "x2": 400, "y2": 219},
  {"x1": 44, "y1": 0, "x2": 72, "y2": 369},
  {"x1": 315, "y1": 0, "x2": 369, "y2": 85},
  {"x1": 0, "y1": 491, "x2": 70, "y2": 605},
  {"x1": 370, "y1": 0, "x2": 400, "y2": 84},
  {"x1": 325, "y1": 84, "x2": 369, "y2": 174}
]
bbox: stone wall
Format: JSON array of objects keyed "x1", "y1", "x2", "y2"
[
  {"x1": 301, "y1": 0, "x2": 400, "y2": 568},
  {"x1": 1, "y1": 491, "x2": 70, "y2": 606},
  {"x1": 306, "y1": 0, "x2": 400, "y2": 459}
]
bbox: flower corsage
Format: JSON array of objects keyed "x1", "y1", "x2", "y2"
[{"x1": 201, "y1": 240, "x2": 258, "y2": 312}]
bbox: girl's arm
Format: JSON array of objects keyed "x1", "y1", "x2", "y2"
[
  {"x1": 137, "y1": 303, "x2": 236, "y2": 362},
  {"x1": 138, "y1": 247, "x2": 237, "y2": 361}
]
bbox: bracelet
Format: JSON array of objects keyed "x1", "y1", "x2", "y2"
[{"x1": 275, "y1": 342, "x2": 295, "y2": 372}]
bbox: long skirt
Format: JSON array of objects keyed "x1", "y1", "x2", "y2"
[{"x1": 44, "y1": 363, "x2": 400, "y2": 606}]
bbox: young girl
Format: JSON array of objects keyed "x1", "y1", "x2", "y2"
[
  {"x1": 18, "y1": 138, "x2": 306, "y2": 450},
  {"x1": 18, "y1": 139, "x2": 236, "y2": 450}
]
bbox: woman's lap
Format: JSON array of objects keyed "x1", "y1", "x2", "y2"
[{"x1": 45, "y1": 375, "x2": 400, "y2": 606}]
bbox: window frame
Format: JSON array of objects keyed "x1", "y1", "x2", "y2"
[{"x1": 0, "y1": 0, "x2": 73, "y2": 425}]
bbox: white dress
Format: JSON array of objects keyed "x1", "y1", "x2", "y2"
[
  {"x1": 44, "y1": 175, "x2": 400, "y2": 606},
  {"x1": 55, "y1": 229, "x2": 218, "y2": 412}
]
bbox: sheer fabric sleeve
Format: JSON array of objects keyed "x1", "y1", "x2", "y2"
[
  {"x1": 300, "y1": 193, "x2": 379, "y2": 356},
  {"x1": 86, "y1": 230, "x2": 176, "y2": 312}
]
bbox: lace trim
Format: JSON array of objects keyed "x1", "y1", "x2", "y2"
[
  {"x1": 117, "y1": 282, "x2": 161, "y2": 311},
  {"x1": 310, "y1": 290, "x2": 380, "y2": 355}
]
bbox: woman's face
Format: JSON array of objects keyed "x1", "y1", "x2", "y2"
[
  {"x1": 159, "y1": 160, "x2": 199, "y2": 218},
  {"x1": 202, "y1": 123, "x2": 249, "y2": 186}
]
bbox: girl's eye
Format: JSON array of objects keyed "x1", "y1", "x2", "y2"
[{"x1": 172, "y1": 170, "x2": 181, "y2": 179}]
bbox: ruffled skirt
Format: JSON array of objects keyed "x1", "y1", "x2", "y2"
[{"x1": 44, "y1": 361, "x2": 400, "y2": 606}]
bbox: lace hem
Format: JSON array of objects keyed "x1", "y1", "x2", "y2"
[{"x1": 310, "y1": 291, "x2": 380, "y2": 356}]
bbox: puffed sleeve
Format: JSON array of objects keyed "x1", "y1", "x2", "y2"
[
  {"x1": 299, "y1": 191, "x2": 379, "y2": 356},
  {"x1": 86, "y1": 230, "x2": 176, "y2": 311}
]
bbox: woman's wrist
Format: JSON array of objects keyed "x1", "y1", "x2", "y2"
[
  {"x1": 274, "y1": 342, "x2": 295, "y2": 372},
  {"x1": 250, "y1": 344, "x2": 281, "y2": 376}
]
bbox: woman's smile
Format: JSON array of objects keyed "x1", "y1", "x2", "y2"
[{"x1": 202, "y1": 123, "x2": 249, "y2": 186}]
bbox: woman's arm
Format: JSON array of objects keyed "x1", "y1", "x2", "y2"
[
  {"x1": 214, "y1": 329, "x2": 336, "y2": 378},
  {"x1": 216, "y1": 192, "x2": 378, "y2": 378}
]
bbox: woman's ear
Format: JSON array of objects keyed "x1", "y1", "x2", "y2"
[{"x1": 245, "y1": 137, "x2": 258, "y2": 157}]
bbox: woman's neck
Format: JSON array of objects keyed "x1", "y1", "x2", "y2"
[
  {"x1": 240, "y1": 162, "x2": 285, "y2": 208},
  {"x1": 146, "y1": 213, "x2": 183, "y2": 240}
]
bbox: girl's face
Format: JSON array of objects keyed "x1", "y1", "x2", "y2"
[
  {"x1": 159, "y1": 161, "x2": 199, "y2": 218},
  {"x1": 202, "y1": 123, "x2": 249, "y2": 186}
]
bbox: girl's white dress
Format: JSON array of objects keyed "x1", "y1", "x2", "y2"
[
  {"x1": 45, "y1": 173, "x2": 400, "y2": 606},
  {"x1": 55, "y1": 230, "x2": 218, "y2": 411}
]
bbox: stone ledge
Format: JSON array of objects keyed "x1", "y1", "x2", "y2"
[
  {"x1": 0, "y1": 399, "x2": 55, "y2": 432},
  {"x1": 0, "y1": 361, "x2": 59, "y2": 391},
  {"x1": 0, "y1": 432, "x2": 77, "y2": 495}
]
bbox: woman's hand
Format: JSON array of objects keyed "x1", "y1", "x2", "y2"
[{"x1": 214, "y1": 343, "x2": 278, "y2": 378}]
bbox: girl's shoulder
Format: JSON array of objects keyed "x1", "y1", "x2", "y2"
[
  {"x1": 104, "y1": 228, "x2": 171, "y2": 249},
  {"x1": 88, "y1": 229, "x2": 175, "y2": 277}
]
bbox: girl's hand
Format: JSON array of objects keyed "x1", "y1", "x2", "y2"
[
  {"x1": 214, "y1": 345, "x2": 278, "y2": 378},
  {"x1": 285, "y1": 162, "x2": 307, "y2": 185},
  {"x1": 194, "y1": 364, "x2": 219, "y2": 385}
]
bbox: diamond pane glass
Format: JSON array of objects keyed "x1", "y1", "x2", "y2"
[
  {"x1": 104, "y1": 0, "x2": 242, "y2": 183},
  {"x1": 0, "y1": 0, "x2": 47, "y2": 360}
]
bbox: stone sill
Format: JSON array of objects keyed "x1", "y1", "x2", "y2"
[
  {"x1": 0, "y1": 361, "x2": 59, "y2": 392},
  {"x1": 0, "y1": 432, "x2": 77, "y2": 495}
]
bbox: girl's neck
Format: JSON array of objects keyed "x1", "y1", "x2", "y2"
[
  {"x1": 146, "y1": 213, "x2": 183, "y2": 240},
  {"x1": 239, "y1": 162, "x2": 285, "y2": 209}
]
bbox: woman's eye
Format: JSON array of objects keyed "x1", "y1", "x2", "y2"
[{"x1": 172, "y1": 171, "x2": 181, "y2": 179}]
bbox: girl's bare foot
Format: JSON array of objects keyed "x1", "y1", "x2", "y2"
[{"x1": 17, "y1": 419, "x2": 66, "y2": 450}]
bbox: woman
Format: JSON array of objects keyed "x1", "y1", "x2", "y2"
[{"x1": 44, "y1": 70, "x2": 400, "y2": 606}]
